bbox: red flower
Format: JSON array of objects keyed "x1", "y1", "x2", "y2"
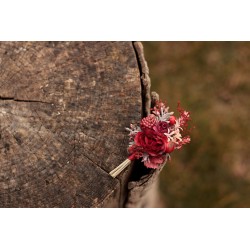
[
  {"x1": 154, "y1": 121, "x2": 169, "y2": 133},
  {"x1": 134, "y1": 128, "x2": 175, "y2": 156},
  {"x1": 144, "y1": 155, "x2": 166, "y2": 169},
  {"x1": 110, "y1": 99, "x2": 192, "y2": 178},
  {"x1": 128, "y1": 144, "x2": 143, "y2": 160},
  {"x1": 175, "y1": 136, "x2": 191, "y2": 149},
  {"x1": 177, "y1": 102, "x2": 191, "y2": 128},
  {"x1": 140, "y1": 114, "x2": 157, "y2": 130}
]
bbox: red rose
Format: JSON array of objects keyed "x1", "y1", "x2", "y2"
[
  {"x1": 128, "y1": 144, "x2": 143, "y2": 160},
  {"x1": 134, "y1": 128, "x2": 173, "y2": 156},
  {"x1": 154, "y1": 121, "x2": 169, "y2": 133}
]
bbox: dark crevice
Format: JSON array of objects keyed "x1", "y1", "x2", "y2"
[
  {"x1": 0, "y1": 96, "x2": 51, "y2": 104},
  {"x1": 129, "y1": 42, "x2": 154, "y2": 183},
  {"x1": 132, "y1": 41, "x2": 147, "y2": 118},
  {"x1": 128, "y1": 160, "x2": 153, "y2": 182}
]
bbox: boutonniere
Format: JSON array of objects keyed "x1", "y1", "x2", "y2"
[{"x1": 109, "y1": 100, "x2": 191, "y2": 178}]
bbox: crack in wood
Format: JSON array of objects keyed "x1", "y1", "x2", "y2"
[
  {"x1": 132, "y1": 42, "x2": 151, "y2": 117},
  {"x1": 0, "y1": 96, "x2": 51, "y2": 104}
]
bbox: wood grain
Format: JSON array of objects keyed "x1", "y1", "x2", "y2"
[{"x1": 0, "y1": 42, "x2": 142, "y2": 207}]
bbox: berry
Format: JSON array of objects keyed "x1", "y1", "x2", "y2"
[
  {"x1": 165, "y1": 141, "x2": 175, "y2": 153},
  {"x1": 169, "y1": 116, "x2": 176, "y2": 125}
]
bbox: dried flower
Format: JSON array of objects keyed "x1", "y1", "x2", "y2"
[
  {"x1": 109, "y1": 100, "x2": 192, "y2": 178},
  {"x1": 140, "y1": 114, "x2": 157, "y2": 129}
]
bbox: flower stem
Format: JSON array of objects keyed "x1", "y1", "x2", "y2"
[{"x1": 109, "y1": 159, "x2": 131, "y2": 178}]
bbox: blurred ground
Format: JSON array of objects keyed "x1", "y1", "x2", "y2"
[{"x1": 143, "y1": 42, "x2": 250, "y2": 207}]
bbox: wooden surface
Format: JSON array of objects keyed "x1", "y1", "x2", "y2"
[{"x1": 0, "y1": 42, "x2": 142, "y2": 207}]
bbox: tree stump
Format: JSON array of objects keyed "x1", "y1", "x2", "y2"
[{"x1": 0, "y1": 41, "x2": 161, "y2": 207}]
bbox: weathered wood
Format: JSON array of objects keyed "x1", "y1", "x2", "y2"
[
  {"x1": 0, "y1": 41, "x2": 162, "y2": 207},
  {"x1": 126, "y1": 169, "x2": 162, "y2": 208},
  {"x1": 0, "y1": 42, "x2": 143, "y2": 207},
  {"x1": 132, "y1": 42, "x2": 151, "y2": 117}
]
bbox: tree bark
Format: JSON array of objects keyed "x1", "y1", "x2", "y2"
[{"x1": 0, "y1": 41, "x2": 161, "y2": 207}]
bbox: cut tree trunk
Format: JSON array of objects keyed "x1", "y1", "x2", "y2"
[{"x1": 0, "y1": 41, "x2": 162, "y2": 207}]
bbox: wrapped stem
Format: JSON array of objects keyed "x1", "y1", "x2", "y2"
[{"x1": 109, "y1": 159, "x2": 131, "y2": 178}]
